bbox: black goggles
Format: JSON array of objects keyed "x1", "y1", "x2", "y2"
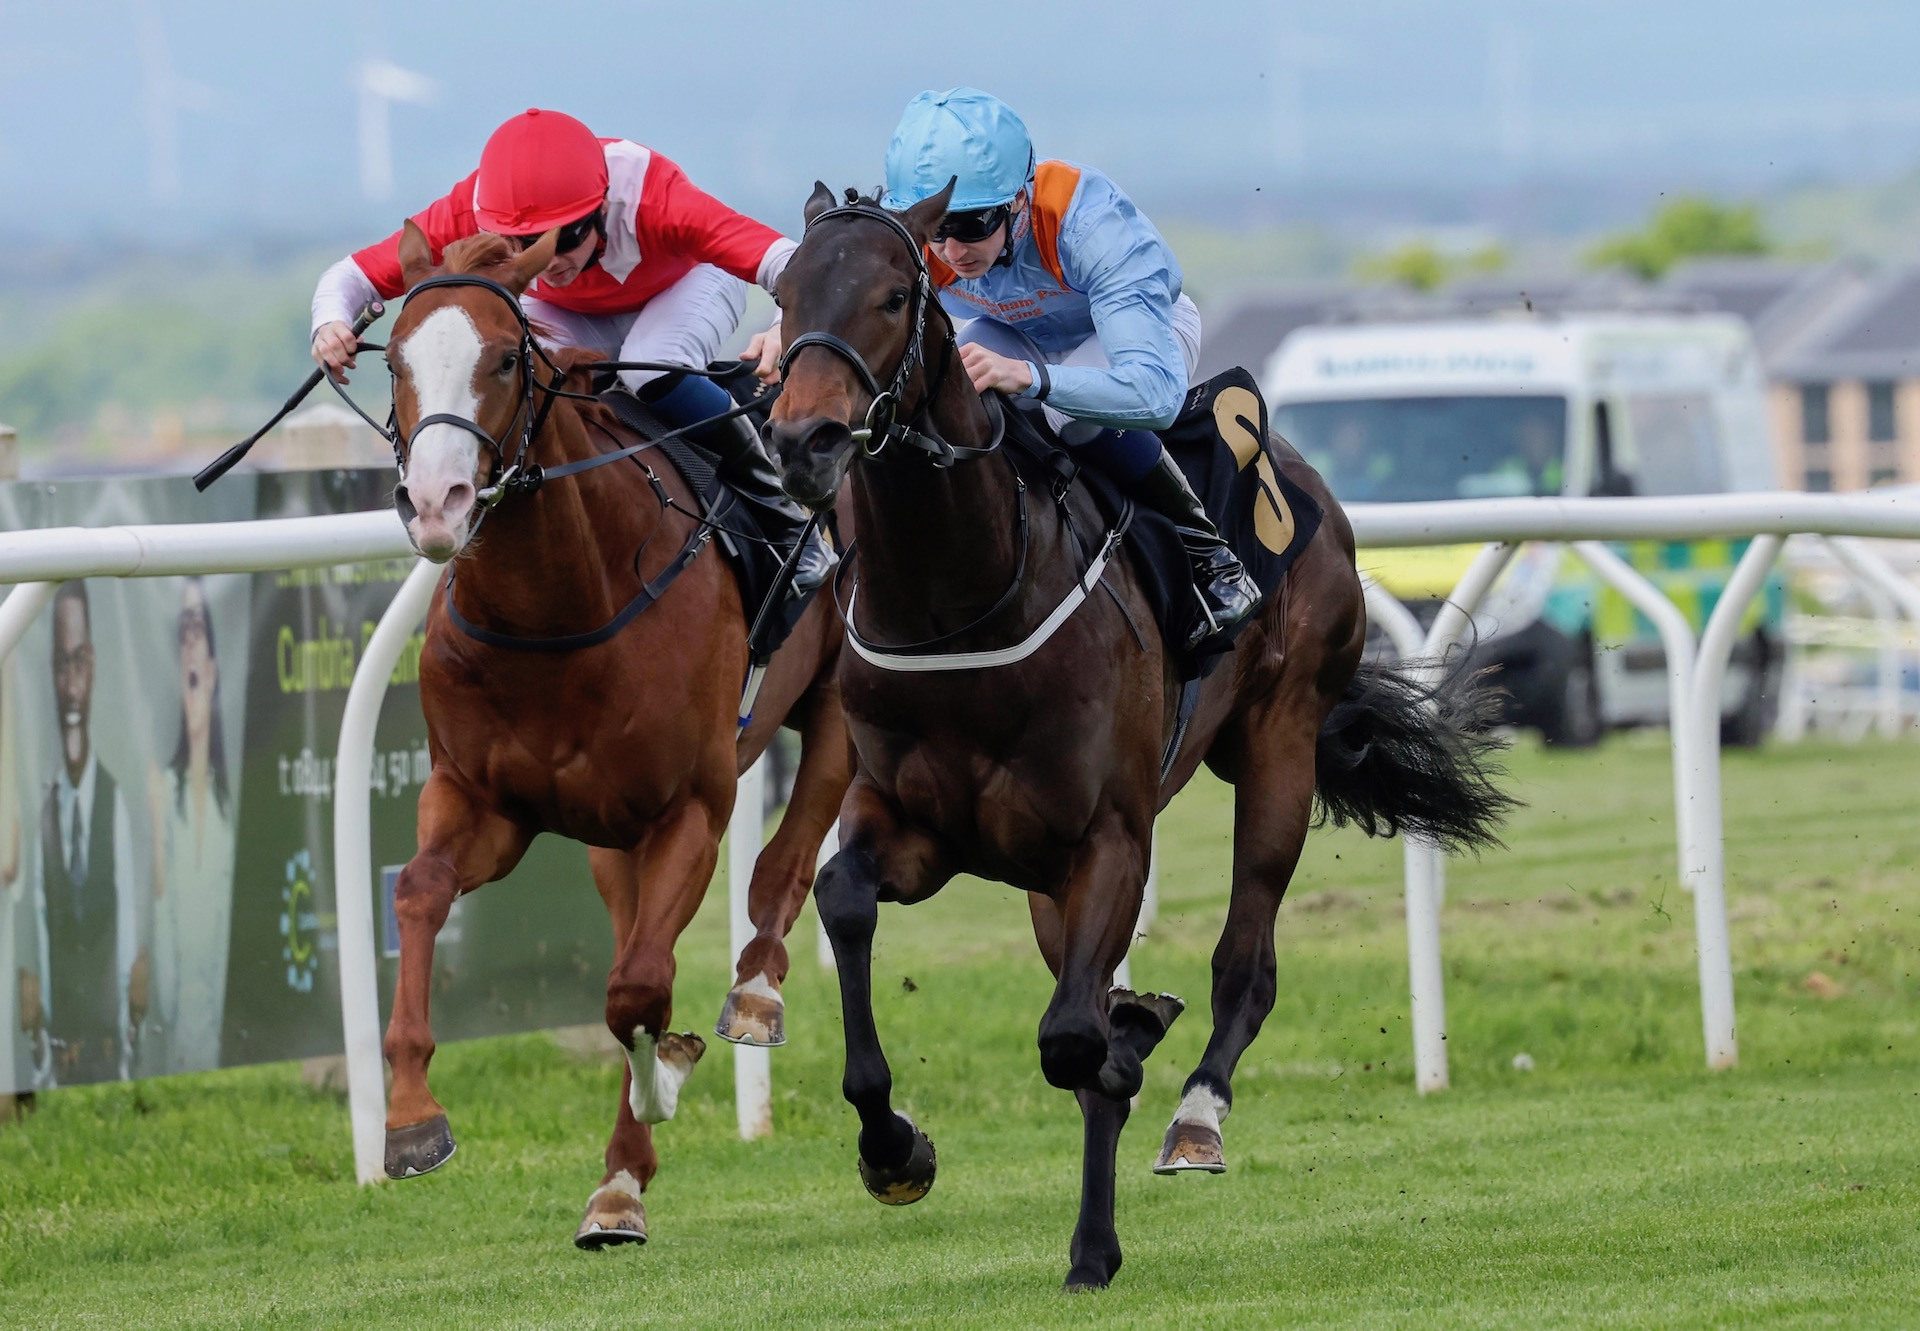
[
  {"x1": 511, "y1": 208, "x2": 603, "y2": 255},
  {"x1": 932, "y1": 204, "x2": 1010, "y2": 245}
]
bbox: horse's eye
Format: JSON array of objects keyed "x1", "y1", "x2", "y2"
[
  {"x1": 884, "y1": 290, "x2": 909, "y2": 314},
  {"x1": 499, "y1": 351, "x2": 520, "y2": 375}
]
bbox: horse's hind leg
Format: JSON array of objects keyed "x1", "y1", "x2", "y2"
[
  {"x1": 384, "y1": 774, "x2": 531, "y2": 1179},
  {"x1": 1155, "y1": 704, "x2": 1319, "y2": 1176},
  {"x1": 716, "y1": 690, "x2": 852, "y2": 1047},
  {"x1": 816, "y1": 787, "x2": 950, "y2": 1206}
]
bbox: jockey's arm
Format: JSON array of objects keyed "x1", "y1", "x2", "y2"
[
  {"x1": 310, "y1": 176, "x2": 476, "y2": 379},
  {"x1": 1040, "y1": 189, "x2": 1190, "y2": 431},
  {"x1": 650, "y1": 162, "x2": 796, "y2": 380}
]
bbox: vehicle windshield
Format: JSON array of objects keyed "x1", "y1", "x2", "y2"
[{"x1": 1274, "y1": 394, "x2": 1570, "y2": 502}]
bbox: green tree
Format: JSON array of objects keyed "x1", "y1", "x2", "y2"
[
  {"x1": 1355, "y1": 241, "x2": 1508, "y2": 292},
  {"x1": 1585, "y1": 197, "x2": 1770, "y2": 279}
]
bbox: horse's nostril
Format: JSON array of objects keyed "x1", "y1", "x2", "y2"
[
  {"x1": 394, "y1": 485, "x2": 419, "y2": 524},
  {"x1": 446, "y1": 482, "x2": 475, "y2": 514}
]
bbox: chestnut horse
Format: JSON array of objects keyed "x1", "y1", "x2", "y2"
[
  {"x1": 766, "y1": 185, "x2": 1510, "y2": 1291},
  {"x1": 377, "y1": 224, "x2": 849, "y2": 1247}
]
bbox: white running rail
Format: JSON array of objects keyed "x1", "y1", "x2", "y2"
[{"x1": 6, "y1": 489, "x2": 1919, "y2": 1182}]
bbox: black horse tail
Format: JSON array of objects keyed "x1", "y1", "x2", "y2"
[{"x1": 1313, "y1": 658, "x2": 1517, "y2": 854}]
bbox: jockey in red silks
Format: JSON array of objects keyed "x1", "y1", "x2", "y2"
[{"x1": 309, "y1": 107, "x2": 822, "y2": 575}]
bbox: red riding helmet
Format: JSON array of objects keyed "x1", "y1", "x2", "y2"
[{"x1": 473, "y1": 108, "x2": 608, "y2": 234}]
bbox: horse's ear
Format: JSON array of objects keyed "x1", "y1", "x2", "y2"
[
  {"x1": 803, "y1": 181, "x2": 837, "y2": 228},
  {"x1": 899, "y1": 177, "x2": 957, "y2": 247},
  {"x1": 398, "y1": 219, "x2": 436, "y2": 289},
  {"x1": 504, "y1": 229, "x2": 558, "y2": 294}
]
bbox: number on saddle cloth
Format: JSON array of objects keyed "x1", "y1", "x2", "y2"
[
  {"x1": 1158, "y1": 366, "x2": 1323, "y2": 643},
  {"x1": 1004, "y1": 367, "x2": 1327, "y2": 681}
]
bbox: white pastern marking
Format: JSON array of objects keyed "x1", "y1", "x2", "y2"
[
  {"x1": 597, "y1": 1168, "x2": 642, "y2": 1202},
  {"x1": 1172, "y1": 1083, "x2": 1229, "y2": 1133},
  {"x1": 735, "y1": 973, "x2": 781, "y2": 1002},
  {"x1": 625, "y1": 1032, "x2": 695, "y2": 1123},
  {"x1": 394, "y1": 306, "x2": 484, "y2": 502}
]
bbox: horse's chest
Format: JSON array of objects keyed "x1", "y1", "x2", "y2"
[{"x1": 422, "y1": 651, "x2": 727, "y2": 845}]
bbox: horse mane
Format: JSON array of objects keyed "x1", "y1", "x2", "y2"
[{"x1": 442, "y1": 232, "x2": 517, "y2": 275}]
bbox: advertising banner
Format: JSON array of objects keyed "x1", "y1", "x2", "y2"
[{"x1": 1, "y1": 470, "x2": 611, "y2": 1095}]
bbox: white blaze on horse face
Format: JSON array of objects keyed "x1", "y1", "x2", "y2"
[
  {"x1": 624, "y1": 1031, "x2": 696, "y2": 1124},
  {"x1": 395, "y1": 306, "x2": 485, "y2": 561}
]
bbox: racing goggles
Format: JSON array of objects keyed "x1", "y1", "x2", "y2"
[
  {"x1": 932, "y1": 204, "x2": 1011, "y2": 245},
  {"x1": 511, "y1": 208, "x2": 604, "y2": 255}
]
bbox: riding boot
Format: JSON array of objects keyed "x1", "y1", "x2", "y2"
[
  {"x1": 691, "y1": 412, "x2": 836, "y2": 595},
  {"x1": 1126, "y1": 447, "x2": 1261, "y2": 651}
]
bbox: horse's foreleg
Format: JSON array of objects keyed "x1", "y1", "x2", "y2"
[
  {"x1": 816, "y1": 788, "x2": 949, "y2": 1206},
  {"x1": 717, "y1": 691, "x2": 852, "y2": 1047},
  {"x1": 1037, "y1": 821, "x2": 1160, "y2": 1095},
  {"x1": 606, "y1": 800, "x2": 718, "y2": 1123},
  {"x1": 576, "y1": 847, "x2": 657, "y2": 1249},
  {"x1": 1064, "y1": 1086, "x2": 1130, "y2": 1292},
  {"x1": 576, "y1": 1060, "x2": 659, "y2": 1249},
  {"x1": 1029, "y1": 887, "x2": 1175, "y2": 1290},
  {"x1": 575, "y1": 807, "x2": 718, "y2": 1250},
  {"x1": 1156, "y1": 705, "x2": 1318, "y2": 1176},
  {"x1": 384, "y1": 774, "x2": 530, "y2": 1179}
]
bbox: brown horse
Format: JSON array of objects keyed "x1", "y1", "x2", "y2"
[
  {"x1": 376, "y1": 222, "x2": 849, "y2": 1247},
  {"x1": 765, "y1": 185, "x2": 1510, "y2": 1291}
]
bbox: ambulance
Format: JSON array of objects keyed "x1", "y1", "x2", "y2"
[{"x1": 1265, "y1": 313, "x2": 1783, "y2": 745}]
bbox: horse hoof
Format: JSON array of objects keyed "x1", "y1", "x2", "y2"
[
  {"x1": 1063, "y1": 1249, "x2": 1121, "y2": 1292},
  {"x1": 1038, "y1": 1026, "x2": 1108, "y2": 1090},
  {"x1": 655, "y1": 1031, "x2": 708, "y2": 1071},
  {"x1": 1152, "y1": 1118, "x2": 1227, "y2": 1175},
  {"x1": 714, "y1": 984, "x2": 786, "y2": 1047},
  {"x1": 384, "y1": 1114, "x2": 456, "y2": 1180},
  {"x1": 858, "y1": 1115, "x2": 936, "y2": 1206},
  {"x1": 1109, "y1": 987, "x2": 1186, "y2": 1039},
  {"x1": 574, "y1": 1183, "x2": 647, "y2": 1250}
]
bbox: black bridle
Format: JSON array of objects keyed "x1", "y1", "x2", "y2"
[
  {"x1": 319, "y1": 274, "x2": 775, "y2": 531},
  {"x1": 776, "y1": 198, "x2": 999, "y2": 467},
  {"x1": 777, "y1": 195, "x2": 1124, "y2": 661},
  {"x1": 372, "y1": 273, "x2": 582, "y2": 514}
]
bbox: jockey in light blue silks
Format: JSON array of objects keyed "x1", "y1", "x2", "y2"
[{"x1": 880, "y1": 86, "x2": 1260, "y2": 649}]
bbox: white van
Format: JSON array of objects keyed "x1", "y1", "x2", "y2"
[{"x1": 1265, "y1": 314, "x2": 1783, "y2": 745}]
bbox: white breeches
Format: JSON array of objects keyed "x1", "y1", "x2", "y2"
[{"x1": 522, "y1": 263, "x2": 747, "y2": 392}]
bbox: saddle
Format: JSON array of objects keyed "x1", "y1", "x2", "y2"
[
  {"x1": 1000, "y1": 367, "x2": 1323, "y2": 681},
  {"x1": 598, "y1": 377, "x2": 819, "y2": 664}
]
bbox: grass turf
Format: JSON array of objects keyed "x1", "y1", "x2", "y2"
[{"x1": 3, "y1": 734, "x2": 1918, "y2": 1328}]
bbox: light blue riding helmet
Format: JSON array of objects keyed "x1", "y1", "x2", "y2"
[{"x1": 883, "y1": 87, "x2": 1034, "y2": 213}]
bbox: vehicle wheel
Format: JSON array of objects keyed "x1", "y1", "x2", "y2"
[
  {"x1": 1541, "y1": 642, "x2": 1603, "y2": 748},
  {"x1": 1721, "y1": 634, "x2": 1779, "y2": 748}
]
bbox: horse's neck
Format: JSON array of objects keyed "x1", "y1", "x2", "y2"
[
  {"x1": 454, "y1": 409, "x2": 653, "y2": 634},
  {"x1": 851, "y1": 344, "x2": 1070, "y2": 637}
]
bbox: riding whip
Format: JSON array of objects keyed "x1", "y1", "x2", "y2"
[{"x1": 193, "y1": 301, "x2": 385, "y2": 491}]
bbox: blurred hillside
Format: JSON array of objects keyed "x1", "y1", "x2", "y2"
[{"x1": 4, "y1": 165, "x2": 1920, "y2": 472}]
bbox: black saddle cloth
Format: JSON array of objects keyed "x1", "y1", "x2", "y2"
[
  {"x1": 999, "y1": 366, "x2": 1323, "y2": 679},
  {"x1": 599, "y1": 370, "x2": 816, "y2": 662}
]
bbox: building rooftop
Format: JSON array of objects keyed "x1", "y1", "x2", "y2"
[{"x1": 1202, "y1": 255, "x2": 1908, "y2": 387}]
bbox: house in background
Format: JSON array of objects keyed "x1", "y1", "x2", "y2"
[
  {"x1": 1204, "y1": 256, "x2": 1920, "y2": 492},
  {"x1": 1763, "y1": 266, "x2": 1920, "y2": 491}
]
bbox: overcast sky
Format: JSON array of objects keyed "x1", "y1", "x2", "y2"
[{"x1": 4, "y1": 0, "x2": 1920, "y2": 241}]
